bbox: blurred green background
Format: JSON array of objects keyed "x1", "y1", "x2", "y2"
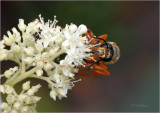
[{"x1": 1, "y1": 1, "x2": 159, "y2": 112}]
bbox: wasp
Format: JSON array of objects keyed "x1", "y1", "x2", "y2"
[{"x1": 77, "y1": 29, "x2": 120, "y2": 77}]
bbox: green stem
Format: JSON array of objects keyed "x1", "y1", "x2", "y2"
[
  {"x1": 5, "y1": 65, "x2": 22, "y2": 84},
  {"x1": 30, "y1": 74, "x2": 55, "y2": 87},
  {"x1": 6, "y1": 66, "x2": 39, "y2": 86},
  {"x1": 21, "y1": 41, "x2": 26, "y2": 74}
]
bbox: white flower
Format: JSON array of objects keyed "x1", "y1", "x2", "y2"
[
  {"x1": 33, "y1": 96, "x2": 41, "y2": 103},
  {"x1": 7, "y1": 31, "x2": 14, "y2": 39},
  {"x1": 37, "y1": 14, "x2": 59, "y2": 48},
  {"x1": 18, "y1": 94, "x2": 27, "y2": 102},
  {"x1": 0, "y1": 102, "x2": 8, "y2": 110},
  {"x1": 24, "y1": 47, "x2": 34, "y2": 56},
  {"x1": 22, "y1": 81, "x2": 31, "y2": 90},
  {"x1": 0, "y1": 49, "x2": 8, "y2": 61},
  {"x1": 35, "y1": 39, "x2": 44, "y2": 53},
  {"x1": 13, "y1": 102, "x2": 21, "y2": 110},
  {"x1": 4, "y1": 67, "x2": 18, "y2": 78},
  {"x1": 3, "y1": 35, "x2": 12, "y2": 46},
  {"x1": 44, "y1": 62, "x2": 53, "y2": 71},
  {"x1": 18, "y1": 19, "x2": 26, "y2": 32},
  {"x1": 4, "y1": 85, "x2": 13, "y2": 94},
  {"x1": 11, "y1": 44, "x2": 21, "y2": 52},
  {"x1": 11, "y1": 109, "x2": 18, "y2": 113},
  {"x1": 59, "y1": 60, "x2": 71, "y2": 76},
  {"x1": 0, "y1": 40, "x2": 5, "y2": 49},
  {"x1": 21, "y1": 106, "x2": 30, "y2": 113},
  {"x1": 26, "y1": 21, "x2": 39, "y2": 34},
  {"x1": 23, "y1": 57, "x2": 34, "y2": 64},
  {"x1": 55, "y1": 36, "x2": 65, "y2": 45},
  {"x1": 69, "y1": 23, "x2": 77, "y2": 34},
  {"x1": 6, "y1": 94, "x2": 15, "y2": 103},
  {"x1": 36, "y1": 69, "x2": 43, "y2": 77},
  {"x1": 50, "y1": 90, "x2": 57, "y2": 100},
  {"x1": 12, "y1": 27, "x2": 21, "y2": 43},
  {"x1": 36, "y1": 61, "x2": 44, "y2": 67},
  {"x1": 57, "y1": 88, "x2": 67, "y2": 97},
  {"x1": 0, "y1": 85, "x2": 5, "y2": 94},
  {"x1": 49, "y1": 47, "x2": 60, "y2": 56},
  {"x1": 77, "y1": 24, "x2": 87, "y2": 35},
  {"x1": 53, "y1": 73, "x2": 60, "y2": 83},
  {"x1": 31, "y1": 84, "x2": 41, "y2": 93}
]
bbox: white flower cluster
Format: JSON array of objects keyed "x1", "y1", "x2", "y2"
[
  {"x1": 0, "y1": 82, "x2": 41, "y2": 113},
  {"x1": 0, "y1": 14, "x2": 94, "y2": 112}
]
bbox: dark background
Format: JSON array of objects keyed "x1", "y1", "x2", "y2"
[{"x1": 1, "y1": 1, "x2": 159, "y2": 112}]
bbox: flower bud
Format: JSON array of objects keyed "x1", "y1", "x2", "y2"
[
  {"x1": 4, "y1": 70, "x2": 12, "y2": 78},
  {"x1": 42, "y1": 52, "x2": 49, "y2": 59},
  {"x1": 21, "y1": 106, "x2": 30, "y2": 113},
  {"x1": 69, "y1": 24, "x2": 77, "y2": 34},
  {"x1": 18, "y1": 94, "x2": 27, "y2": 102},
  {"x1": 36, "y1": 61, "x2": 44, "y2": 67},
  {"x1": 23, "y1": 57, "x2": 33, "y2": 64},
  {"x1": 23, "y1": 32, "x2": 31, "y2": 40},
  {"x1": 12, "y1": 27, "x2": 21, "y2": 43},
  {"x1": 55, "y1": 36, "x2": 65, "y2": 45},
  {"x1": 44, "y1": 63, "x2": 53, "y2": 71},
  {"x1": 7, "y1": 31, "x2": 13, "y2": 39},
  {"x1": 35, "y1": 40, "x2": 44, "y2": 53},
  {"x1": 78, "y1": 24, "x2": 87, "y2": 35},
  {"x1": 11, "y1": 109, "x2": 18, "y2": 113},
  {"x1": 57, "y1": 88, "x2": 66, "y2": 97},
  {"x1": 6, "y1": 94, "x2": 15, "y2": 103},
  {"x1": 50, "y1": 90, "x2": 57, "y2": 101},
  {"x1": 69, "y1": 73, "x2": 74, "y2": 78},
  {"x1": 18, "y1": 19, "x2": 26, "y2": 32},
  {"x1": 36, "y1": 69, "x2": 43, "y2": 77},
  {"x1": 22, "y1": 81, "x2": 30, "y2": 90},
  {"x1": 3, "y1": 35, "x2": 12, "y2": 46},
  {"x1": 0, "y1": 49, "x2": 8, "y2": 61},
  {"x1": 0, "y1": 102, "x2": 8, "y2": 110},
  {"x1": 24, "y1": 47, "x2": 34, "y2": 56},
  {"x1": 27, "y1": 89, "x2": 34, "y2": 96},
  {"x1": 4, "y1": 67, "x2": 18, "y2": 78},
  {"x1": 62, "y1": 40, "x2": 70, "y2": 49},
  {"x1": 25, "y1": 96, "x2": 32, "y2": 104},
  {"x1": 5, "y1": 85, "x2": 13, "y2": 94},
  {"x1": 53, "y1": 73, "x2": 60, "y2": 83},
  {"x1": 27, "y1": 84, "x2": 41, "y2": 96},
  {"x1": 0, "y1": 85, "x2": 5, "y2": 94},
  {"x1": 49, "y1": 47, "x2": 59, "y2": 56},
  {"x1": 13, "y1": 66, "x2": 18, "y2": 71},
  {"x1": 13, "y1": 102, "x2": 21, "y2": 110},
  {"x1": 11, "y1": 44, "x2": 20, "y2": 52},
  {"x1": 33, "y1": 96, "x2": 41, "y2": 103}
]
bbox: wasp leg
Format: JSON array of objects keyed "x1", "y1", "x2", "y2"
[
  {"x1": 85, "y1": 29, "x2": 93, "y2": 40},
  {"x1": 85, "y1": 29, "x2": 98, "y2": 45},
  {"x1": 87, "y1": 30, "x2": 108, "y2": 46},
  {"x1": 93, "y1": 61, "x2": 110, "y2": 76},
  {"x1": 98, "y1": 35, "x2": 108, "y2": 45},
  {"x1": 93, "y1": 69, "x2": 110, "y2": 76},
  {"x1": 77, "y1": 69, "x2": 98, "y2": 78},
  {"x1": 77, "y1": 63, "x2": 98, "y2": 78},
  {"x1": 87, "y1": 59, "x2": 101, "y2": 70}
]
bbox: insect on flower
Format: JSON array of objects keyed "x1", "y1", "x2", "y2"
[{"x1": 77, "y1": 29, "x2": 120, "y2": 78}]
